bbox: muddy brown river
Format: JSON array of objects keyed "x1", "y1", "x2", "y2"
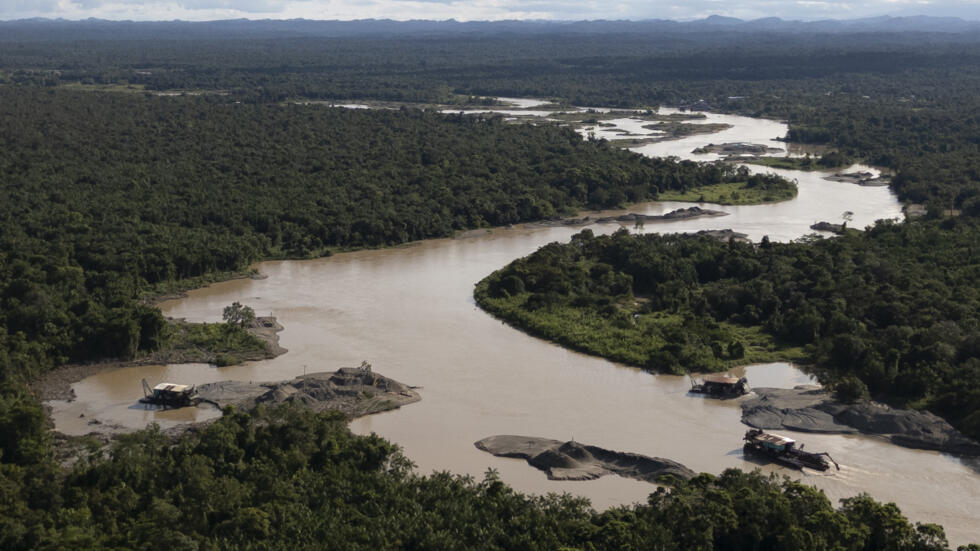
[{"x1": 48, "y1": 107, "x2": 979, "y2": 545}]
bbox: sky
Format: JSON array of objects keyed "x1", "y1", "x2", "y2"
[{"x1": 2, "y1": 0, "x2": 979, "y2": 22}]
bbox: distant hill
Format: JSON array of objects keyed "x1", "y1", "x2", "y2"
[{"x1": 1, "y1": 15, "x2": 978, "y2": 42}]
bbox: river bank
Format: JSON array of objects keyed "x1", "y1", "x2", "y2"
[
  {"x1": 692, "y1": 142, "x2": 784, "y2": 156},
  {"x1": 47, "y1": 361, "x2": 417, "y2": 442},
  {"x1": 35, "y1": 316, "x2": 286, "y2": 403},
  {"x1": 824, "y1": 170, "x2": 892, "y2": 187},
  {"x1": 656, "y1": 180, "x2": 797, "y2": 205},
  {"x1": 50, "y1": 365, "x2": 420, "y2": 469},
  {"x1": 525, "y1": 206, "x2": 729, "y2": 228}
]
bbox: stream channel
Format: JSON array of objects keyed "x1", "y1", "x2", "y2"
[{"x1": 48, "y1": 100, "x2": 979, "y2": 545}]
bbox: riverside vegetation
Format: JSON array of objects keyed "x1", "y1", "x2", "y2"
[
  {"x1": 476, "y1": 220, "x2": 980, "y2": 443},
  {"x1": 655, "y1": 174, "x2": 798, "y2": 205},
  {"x1": 0, "y1": 404, "x2": 957, "y2": 550},
  {"x1": 0, "y1": 85, "x2": 762, "y2": 380},
  {"x1": 465, "y1": 29, "x2": 980, "y2": 450},
  {"x1": 1, "y1": 21, "x2": 979, "y2": 549}
]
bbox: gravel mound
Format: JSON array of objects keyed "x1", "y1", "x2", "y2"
[
  {"x1": 742, "y1": 387, "x2": 980, "y2": 455},
  {"x1": 475, "y1": 435, "x2": 695, "y2": 483},
  {"x1": 195, "y1": 365, "x2": 420, "y2": 418}
]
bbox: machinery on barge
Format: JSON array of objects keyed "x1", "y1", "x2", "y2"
[
  {"x1": 140, "y1": 379, "x2": 199, "y2": 408},
  {"x1": 689, "y1": 374, "x2": 750, "y2": 398},
  {"x1": 743, "y1": 429, "x2": 839, "y2": 471}
]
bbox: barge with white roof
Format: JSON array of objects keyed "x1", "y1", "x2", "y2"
[
  {"x1": 140, "y1": 379, "x2": 199, "y2": 407},
  {"x1": 743, "y1": 428, "x2": 839, "y2": 471}
]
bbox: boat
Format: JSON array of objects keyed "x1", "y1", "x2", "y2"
[
  {"x1": 743, "y1": 429, "x2": 839, "y2": 471},
  {"x1": 689, "y1": 374, "x2": 749, "y2": 397}
]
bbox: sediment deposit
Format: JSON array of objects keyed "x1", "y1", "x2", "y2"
[
  {"x1": 196, "y1": 364, "x2": 421, "y2": 418},
  {"x1": 742, "y1": 387, "x2": 980, "y2": 455},
  {"x1": 474, "y1": 435, "x2": 695, "y2": 483}
]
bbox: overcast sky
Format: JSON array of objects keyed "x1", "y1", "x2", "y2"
[{"x1": 2, "y1": 0, "x2": 979, "y2": 22}]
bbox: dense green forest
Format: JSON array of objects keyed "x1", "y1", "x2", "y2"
[
  {"x1": 4, "y1": 27, "x2": 977, "y2": 215},
  {"x1": 462, "y1": 30, "x2": 980, "y2": 444},
  {"x1": 0, "y1": 403, "x2": 960, "y2": 550},
  {"x1": 2, "y1": 24, "x2": 980, "y2": 549},
  {"x1": 0, "y1": 86, "x2": 750, "y2": 378},
  {"x1": 0, "y1": 86, "x2": 786, "y2": 547},
  {"x1": 476, "y1": 221, "x2": 980, "y2": 440}
]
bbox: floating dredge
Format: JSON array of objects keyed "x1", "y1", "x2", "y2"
[
  {"x1": 140, "y1": 379, "x2": 199, "y2": 408},
  {"x1": 689, "y1": 373, "x2": 750, "y2": 398},
  {"x1": 743, "y1": 429, "x2": 839, "y2": 471}
]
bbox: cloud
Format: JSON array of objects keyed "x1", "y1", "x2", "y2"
[
  {"x1": 178, "y1": 0, "x2": 294, "y2": 13},
  {"x1": 1, "y1": 0, "x2": 59, "y2": 12},
  {"x1": 60, "y1": 0, "x2": 297, "y2": 12}
]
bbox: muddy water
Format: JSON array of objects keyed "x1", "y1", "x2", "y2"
[
  {"x1": 48, "y1": 109, "x2": 978, "y2": 545},
  {"x1": 496, "y1": 97, "x2": 554, "y2": 108},
  {"x1": 631, "y1": 108, "x2": 790, "y2": 160},
  {"x1": 48, "y1": 364, "x2": 224, "y2": 435}
]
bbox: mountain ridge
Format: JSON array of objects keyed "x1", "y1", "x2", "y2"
[{"x1": 2, "y1": 14, "x2": 978, "y2": 36}]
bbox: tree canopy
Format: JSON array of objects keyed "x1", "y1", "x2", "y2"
[
  {"x1": 0, "y1": 25, "x2": 978, "y2": 549},
  {"x1": 477, "y1": 221, "x2": 980, "y2": 441},
  {"x1": 0, "y1": 403, "x2": 959, "y2": 550}
]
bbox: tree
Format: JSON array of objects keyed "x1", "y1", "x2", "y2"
[
  {"x1": 728, "y1": 341, "x2": 746, "y2": 359},
  {"x1": 833, "y1": 375, "x2": 870, "y2": 403},
  {"x1": 222, "y1": 302, "x2": 256, "y2": 327}
]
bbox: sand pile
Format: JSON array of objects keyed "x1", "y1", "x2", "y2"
[
  {"x1": 742, "y1": 387, "x2": 980, "y2": 455},
  {"x1": 475, "y1": 435, "x2": 695, "y2": 483},
  {"x1": 196, "y1": 365, "x2": 420, "y2": 418}
]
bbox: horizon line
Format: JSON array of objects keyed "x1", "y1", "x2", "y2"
[{"x1": 2, "y1": 14, "x2": 979, "y2": 24}]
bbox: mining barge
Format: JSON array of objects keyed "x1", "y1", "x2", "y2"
[
  {"x1": 689, "y1": 374, "x2": 750, "y2": 398},
  {"x1": 140, "y1": 379, "x2": 199, "y2": 408},
  {"x1": 743, "y1": 429, "x2": 839, "y2": 471}
]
